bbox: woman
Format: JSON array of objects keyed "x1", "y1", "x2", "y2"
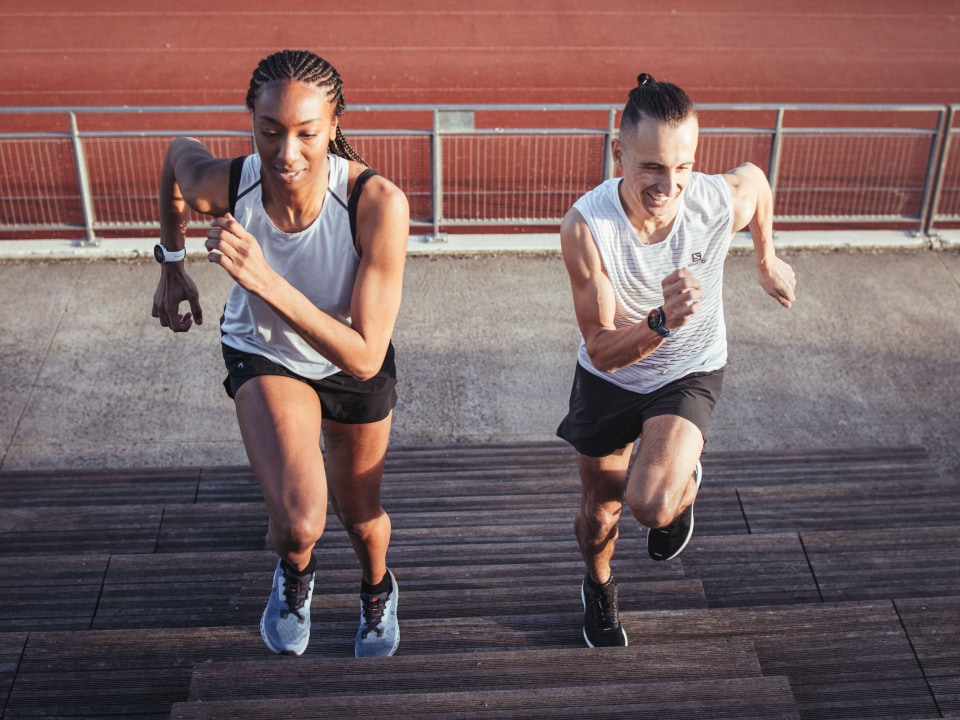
[{"x1": 151, "y1": 50, "x2": 409, "y2": 657}]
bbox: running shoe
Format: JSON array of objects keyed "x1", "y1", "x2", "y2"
[
  {"x1": 354, "y1": 568, "x2": 400, "y2": 657},
  {"x1": 648, "y1": 460, "x2": 703, "y2": 561},
  {"x1": 260, "y1": 558, "x2": 314, "y2": 656},
  {"x1": 581, "y1": 573, "x2": 628, "y2": 647}
]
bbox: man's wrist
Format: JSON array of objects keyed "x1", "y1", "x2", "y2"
[{"x1": 646, "y1": 306, "x2": 674, "y2": 337}]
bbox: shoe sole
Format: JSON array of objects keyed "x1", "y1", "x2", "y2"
[{"x1": 580, "y1": 580, "x2": 628, "y2": 648}]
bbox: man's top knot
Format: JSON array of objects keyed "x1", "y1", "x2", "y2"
[{"x1": 638, "y1": 73, "x2": 655, "y2": 87}]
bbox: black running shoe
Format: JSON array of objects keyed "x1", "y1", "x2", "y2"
[
  {"x1": 648, "y1": 461, "x2": 702, "y2": 562},
  {"x1": 581, "y1": 573, "x2": 628, "y2": 648}
]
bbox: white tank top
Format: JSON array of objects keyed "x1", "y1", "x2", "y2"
[
  {"x1": 573, "y1": 172, "x2": 735, "y2": 393},
  {"x1": 220, "y1": 154, "x2": 359, "y2": 380}
]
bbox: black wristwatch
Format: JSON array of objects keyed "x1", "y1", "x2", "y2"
[
  {"x1": 647, "y1": 306, "x2": 675, "y2": 337},
  {"x1": 153, "y1": 243, "x2": 186, "y2": 263}
]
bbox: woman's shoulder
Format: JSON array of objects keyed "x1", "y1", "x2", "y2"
[{"x1": 347, "y1": 161, "x2": 407, "y2": 208}]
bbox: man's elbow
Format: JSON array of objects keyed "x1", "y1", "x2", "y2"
[
  {"x1": 584, "y1": 345, "x2": 621, "y2": 374},
  {"x1": 343, "y1": 355, "x2": 383, "y2": 382}
]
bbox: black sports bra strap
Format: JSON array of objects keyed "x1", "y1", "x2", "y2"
[
  {"x1": 349, "y1": 168, "x2": 379, "y2": 255},
  {"x1": 228, "y1": 156, "x2": 246, "y2": 216}
]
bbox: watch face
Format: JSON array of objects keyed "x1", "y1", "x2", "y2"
[
  {"x1": 153, "y1": 244, "x2": 165, "y2": 263},
  {"x1": 647, "y1": 308, "x2": 662, "y2": 330}
]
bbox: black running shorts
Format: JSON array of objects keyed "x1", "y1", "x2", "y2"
[
  {"x1": 221, "y1": 342, "x2": 398, "y2": 425},
  {"x1": 556, "y1": 362, "x2": 724, "y2": 457}
]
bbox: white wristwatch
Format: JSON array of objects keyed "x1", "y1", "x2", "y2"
[{"x1": 153, "y1": 243, "x2": 186, "y2": 263}]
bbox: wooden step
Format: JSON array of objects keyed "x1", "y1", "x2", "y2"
[
  {"x1": 0, "y1": 444, "x2": 935, "y2": 507},
  {"x1": 0, "y1": 443, "x2": 954, "y2": 720},
  {"x1": 6, "y1": 521, "x2": 960, "y2": 635},
  {"x1": 184, "y1": 643, "x2": 765, "y2": 702},
  {"x1": 5, "y1": 468, "x2": 956, "y2": 555},
  {"x1": 894, "y1": 596, "x2": 960, "y2": 717},
  {"x1": 621, "y1": 600, "x2": 945, "y2": 720},
  {"x1": 170, "y1": 676, "x2": 801, "y2": 720}
]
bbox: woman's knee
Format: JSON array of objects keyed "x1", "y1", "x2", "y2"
[
  {"x1": 338, "y1": 506, "x2": 389, "y2": 539},
  {"x1": 269, "y1": 508, "x2": 327, "y2": 553}
]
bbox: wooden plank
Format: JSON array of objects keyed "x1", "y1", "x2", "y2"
[
  {"x1": 896, "y1": 596, "x2": 960, "y2": 717},
  {"x1": 173, "y1": 676, "x2": 800, "y2": 720},
  {"x1": 91, "y1": 551, "x2": 275, "y2": 630},
  {"x1": 677, "y1": 533, "x2": 821, "y2": 607},
  {"x1": 620, "y1": 601, "x2": 940, "y2": 720},
  {"x1": 0, "y1": 556, "x2": 108, "y2": 632},
  {"x1": 738, "y1": 478, "x2": 959, "y2": 532},
  {"x1": 156, "y1": 503, "x2": 268, "y2": 553},
  {"x1": 699, "y1": 446, "x2": 934, "y2": 481},
  {"x1": 0, "y1": 467, "x2": 200, "y2": 507},
  {"x1": 185, "y1": 642, "x2": 763, "y2": 702},
  {"x1": 85, "y1": 549, "x2": 704, "y2": 631},
  {"x1": 804, "y1": 527, "x2": 960, "y2": 601},
  {"x1": 0, "y1": 506, "x2": 162, "y2": 556},
  {"x1": 4, "y1": 627, "x2": 266, "y2": 720},
  {"x1": 0, "y1": 633, "x2": 27, "y2": 718}
]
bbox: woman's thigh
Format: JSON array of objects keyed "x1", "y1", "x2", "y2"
[{"x1": 234, "y1": 374, "x2": 327, "y2": 524}]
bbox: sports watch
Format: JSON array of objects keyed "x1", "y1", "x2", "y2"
[
  {"x1": 647, "y1": 306, "x2": 675, "y2": 337},
  {"x1": 153, "y1": 243, "x2": 186, "y2": 264}
]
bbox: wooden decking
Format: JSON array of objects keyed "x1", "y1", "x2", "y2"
[{"x1": 1, "y1": 443, "x2": 958, "y2": 719}]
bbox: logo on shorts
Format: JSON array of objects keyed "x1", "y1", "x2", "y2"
[{"x1": 690, "y1": 252, "x2": 705, "y2": 265}]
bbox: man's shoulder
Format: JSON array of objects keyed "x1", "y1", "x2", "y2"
[{"x1": 684, "y1": 171, "x2": 733, "y2": 206}]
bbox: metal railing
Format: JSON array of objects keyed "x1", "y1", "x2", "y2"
[{"x1": 1, "y1": 103, "x2": 957, "y2": 245}]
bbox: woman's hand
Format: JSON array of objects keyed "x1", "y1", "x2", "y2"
[{"x1": 205, "y1": 213, "x2": 275, "y2": 298}]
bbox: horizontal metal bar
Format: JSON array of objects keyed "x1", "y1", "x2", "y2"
[{"x1": 0, "y1": 102, "x2": 948, "y2": 115}]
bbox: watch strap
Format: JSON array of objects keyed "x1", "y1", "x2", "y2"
[{"x1": 155, "y1": 244, "x2": 186, "y2": 263}]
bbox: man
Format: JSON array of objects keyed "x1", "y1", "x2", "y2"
[{"x1": 557, "y1": 73, "x2": 796, "y2": 648}]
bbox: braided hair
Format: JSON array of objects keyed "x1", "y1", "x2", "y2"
[
  {"x1": 246, "y1": 50, "x2": 367, "y2": 166},
  {"x1": 621, "y1": 73, "x2": 696, "y2": 134}
]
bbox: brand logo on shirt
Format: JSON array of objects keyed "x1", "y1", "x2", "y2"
[{"x1": 690, "y1": 252, "x2": 705, "y2": 265}]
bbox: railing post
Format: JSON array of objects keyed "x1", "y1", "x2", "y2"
[
  {"x1": 69, "y1": 112, "x2": 98, "y2": 247},
  {"x1": 767, "y1": 107, "x2": 785, "y2": 204},
  {"x1": 921, "y1": 104, "x2": 954, "y2": 240},
  {"x1": 430, "y1": 109, "x2": 443, "y2": 241},
  {"x1": 603, "y1": 108, "x2": 617, "y2": 180},
  {"x1": 429, "y1": 110, "x2": 473, "y2": 242}
]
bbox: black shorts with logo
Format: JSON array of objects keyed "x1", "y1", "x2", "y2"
[
  {"x1": 556, "y1": 362, "x2": 724, "y2": 457},
  {"x1": 221, "y1": 342, "x2": 398, "y2": 425}
]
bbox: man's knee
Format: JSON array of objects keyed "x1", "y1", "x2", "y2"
[
  {"x1": 576, "y1": 503, "x2": 622, "y2": 543},
  {"x1": 625, "y1": 465, "x2": 690, "y2": 529}
]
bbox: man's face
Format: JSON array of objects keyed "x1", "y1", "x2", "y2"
[{"x1": 613, "y1": 115, "x2": 699, "y2": 224}]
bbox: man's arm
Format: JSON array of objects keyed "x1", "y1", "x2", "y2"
[
  {"x1": 560, "y1": 208, "x2": 700, "y2": 373},
  {"x1": 724, "y1": 162, "x2": 796, "y2": 309}
]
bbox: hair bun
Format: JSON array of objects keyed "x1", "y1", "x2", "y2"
[{"x1": 637, "y1": 73, "x2": 655, "y2": 87}]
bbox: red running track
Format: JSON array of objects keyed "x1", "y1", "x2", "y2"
[{"x1": 2, "y1": 0, "x2": 959, "y2": 109}]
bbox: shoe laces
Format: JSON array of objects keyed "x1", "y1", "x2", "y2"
[
  {"x1": 279, "y1": 565, "x2": 311, "y2": 622},
  {"x1": 589, "y1": 582, "x2": 620, "y2": 629},
  {"x1": 359, "y1": 591, "x2": 388, "y2": 639}
]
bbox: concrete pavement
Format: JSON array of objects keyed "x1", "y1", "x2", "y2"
[{"x1": 1, "y1": 237, "x2": 958, "y2": 484}]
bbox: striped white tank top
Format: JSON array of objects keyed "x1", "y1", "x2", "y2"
[{"x1": 573, "y1": 172, "x2": 735, "y2": 393}]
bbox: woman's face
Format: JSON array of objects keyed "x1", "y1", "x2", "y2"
[{"x1": 252, "y1": 79, "x2": 339, "y2": 193}]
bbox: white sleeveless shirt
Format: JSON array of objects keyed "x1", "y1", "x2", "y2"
[
  {"x1": 220, "y1": 154, "x2": 359, "y2": 380},
  {"x1": 573, "y1": 172, "x2": 735, "y2": 393}
]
